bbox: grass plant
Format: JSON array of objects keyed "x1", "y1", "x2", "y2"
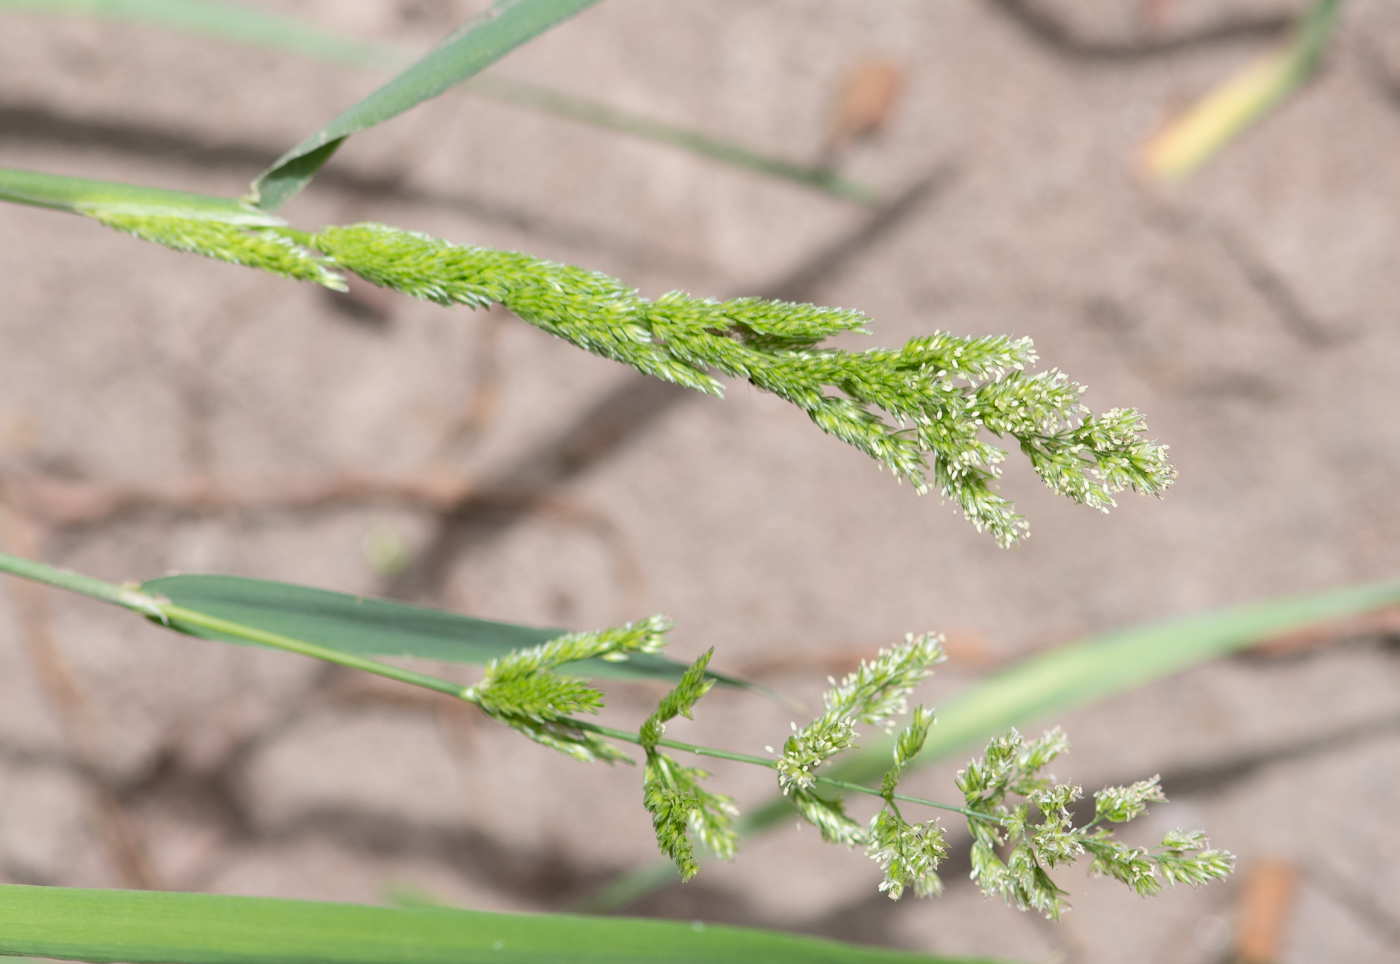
[{"x1": 0, "y1": 2, "x2": 1380, "y2": 962}]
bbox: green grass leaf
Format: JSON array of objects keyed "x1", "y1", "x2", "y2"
[
  {"x1": 0, "y1": 0, "x2": 402, "y2": 69},
  {"x1": 4, "y1": 1, "x2": 876, "y2": 202},
  {"x1": 464, "y1": 74, "x2": 879, "y2": 204},
  {"x1": 249, "y1": 0, "x2": 602, "y2": 211},
  {"x1": 1142, "y1": 0, "x2": 1341, "y2": 180},
  {"x1": 0, "y1": 166, "x2": 280, "y2": 223},
  {"x1": 142, "y1": 573, "x2": 746, "y2": 686},
  {"x1": 0, "y1": 884, "x2": 1003, "y2": 964}
]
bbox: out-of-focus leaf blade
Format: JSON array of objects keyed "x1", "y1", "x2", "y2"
[
  {"x1": 466, "y1": 74, "x2": 880, "y2": 204},
  {"x1": 1143, "y1": 0, "x2": 1341, "y2": 180},
  {"x1": 142, "y1": 573, "x2": 748, "y2": 686},
  {"x1": 0, "y1": 166, "x2": 280, "y2": 223},
  {"x1": 249, "y1": 0, "x2": 602, "y2": 210},
  {"x1": 0, "y1": 884, "x2": 1001, "y2": 964},
  {"x1": 754, "y1": 577, "x2": 1400, "y2": 827},
  {"x1": 0, "y1": 0, "x2": 402, "y2": 69},
  {"x1": 5, "y1": 0, "x2": 877, "y2": 203},
  {"x1": 587, "y1": 578, "x2": 1400, "y2": 909}
]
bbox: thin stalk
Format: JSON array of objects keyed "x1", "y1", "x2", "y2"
[
  {"x1": 0, "y1": 554, "x2": 465, "y2": 697},
  {"x1": 0, "y1": 3, "x2": 877, "y2": 204},
  {"x1": 158, "y1": 604, "x2": 469, "y2": 699},
  {"x1": 0, "y1": 551, "x2": 164, "y2": 618},
  {"x1": 465, "y1": 75, "x2": 881, "y2": 205},
  {"x1": 574, "y1": 719, "x2": 1003, "y2": 825},
  {"x1": 821, "y1": 776, "x2": 1005, "y2": 825}
]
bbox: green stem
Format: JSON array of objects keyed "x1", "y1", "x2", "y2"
[
  {"x1": 464, "y1": 75, "x2": 881, "y2": 205},
  {"x1": 820, "y1": 777, "x2": 1006, "y2": 825},
  {"x1": 0, "y1": 551, "x2": 993, "y2": 824},
  {"x1": 573, "y1": 720, "x2": 1003, "y2": 825},
  {"x1": 0, "y1": 553, "x2": 465, "y2": 697},
  {"x1": 159, "y1": 604, "x2": 468, "y2": 699},
  {"x1": 0, "y1": 551, "x2": 164, "y2": 618}
]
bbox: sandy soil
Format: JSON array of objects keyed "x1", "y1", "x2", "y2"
[{"x1": 1, "y1": 1, "x2": 1399, "y2": 961}]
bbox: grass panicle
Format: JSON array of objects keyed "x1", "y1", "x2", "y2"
[
  {"x1": 312, "y1": 222, "x2": 1174, "y2": 544},
  {"x1": 76, "y1": 214, "x2": 1174, "y2": 543},
  {"x1": 777, "y1": 634, "x2": 944, "y2": 794},
  {"x1": 955, "y1": 728, "x2": 1233, "y2": 917}
]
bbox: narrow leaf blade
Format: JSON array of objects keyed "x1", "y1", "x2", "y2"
[
  {"x1": 250, "y1": 0, "x2": 601, "y2": 210},
  {"x1": 0, "y1": 0, "x2": 403, "y2": 69},
  {"x1": 6, "y1": 1, "x2": 876, "y2": 202},
  {"x1": 0, "y1": 166, "x2": 281, "y2": 223},
  {"x1": 141, "y1": 573, "x2": 747, "y2": 686},
  {"x1": 0, "y1": 884, "x2": 1003, "y2": 964},
  {"x1": 757, "y1": 578, "x2": 1400, "y2": 830},
  {"x1": 1142, "y1": 0, "x2": 1340, "y2": 180}
]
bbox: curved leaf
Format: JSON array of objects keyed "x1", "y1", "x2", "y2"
[
  {"x1": 0, "y1": 884, "x2": 1001, "y2": 964},
  {"x1": 3, "y1": 1, "x2": 877, "y2": 203},
  {"x1": 250, "y1": 0, "x2": 602, "y2": 211}
]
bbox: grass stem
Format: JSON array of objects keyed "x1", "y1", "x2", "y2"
[{"x1": 0, "y1": 551, "x2": 996, "y2": 825}]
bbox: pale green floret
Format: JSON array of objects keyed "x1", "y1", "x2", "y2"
[
  {"x1": 89, "y1": 211, "x2": 346, "y2": 289},
  {"x1": 463, "y1": 616, "x2": 671, "y2": 763},
  {"x1": 1153, "y1": 829, "x2": 1236, "y2": 887},
  {"x1": 880, "y1": 704, "x2": 936, "y2": 800},
  {"x1": 310, "y1": 222, "x2": 1174, "y2": 545},
  {"x1": 1094, "y1": 775, "x2": 1166, "y2": 823},
  {"x1": 640, "y1": 650, "x2": 739, "y2": 878},
  {"x1": 791, "y1": 788, "x2": 866, "y2": 847},
  {"x1": 867, "y1": 809, "x2": 947, "y2": 899},
  {"x1": 956, "y1": 728, "x2": 1234, "y2": 917},
  {"x1": 777, "y1": 634, "x2": 944, "y2": 793}
]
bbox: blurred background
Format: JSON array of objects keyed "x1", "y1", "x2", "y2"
[{"x1": 1, "y1": 0, "x2": 1399, "y2": 961}]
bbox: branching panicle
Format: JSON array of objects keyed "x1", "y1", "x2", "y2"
[
  {"x1": 448, "y1": 610, "x2": 1226, "y2": 910},
  {"x1": 84, "y1": 212, "x2": 1174, "y2": 541},
  {"x1": 956, "y1": 729, "x2": 1233, "y2": 917}
]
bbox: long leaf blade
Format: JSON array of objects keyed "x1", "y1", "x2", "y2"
[
  {"x1": 0, "y1": 884, "x2": 1001, "y2": 964},
  {"x1": 1142, "y1": 0, "x2": 1340, "y2": 180},
  {"x1": 142, "y1": 573, "x2": 746, "y2": 686},
  {"x1": 249, "y1": 0, "x2": 601, "y2": 211},
  {"x1": 4, "y1": 1, "x2": 876, "y2": 203},
  {"x1": 0, "y1": 166, "x2": 280, "y2": 223},
  {"x1": 0, "y1": 0, "x2": 402, "y2": 69}
]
